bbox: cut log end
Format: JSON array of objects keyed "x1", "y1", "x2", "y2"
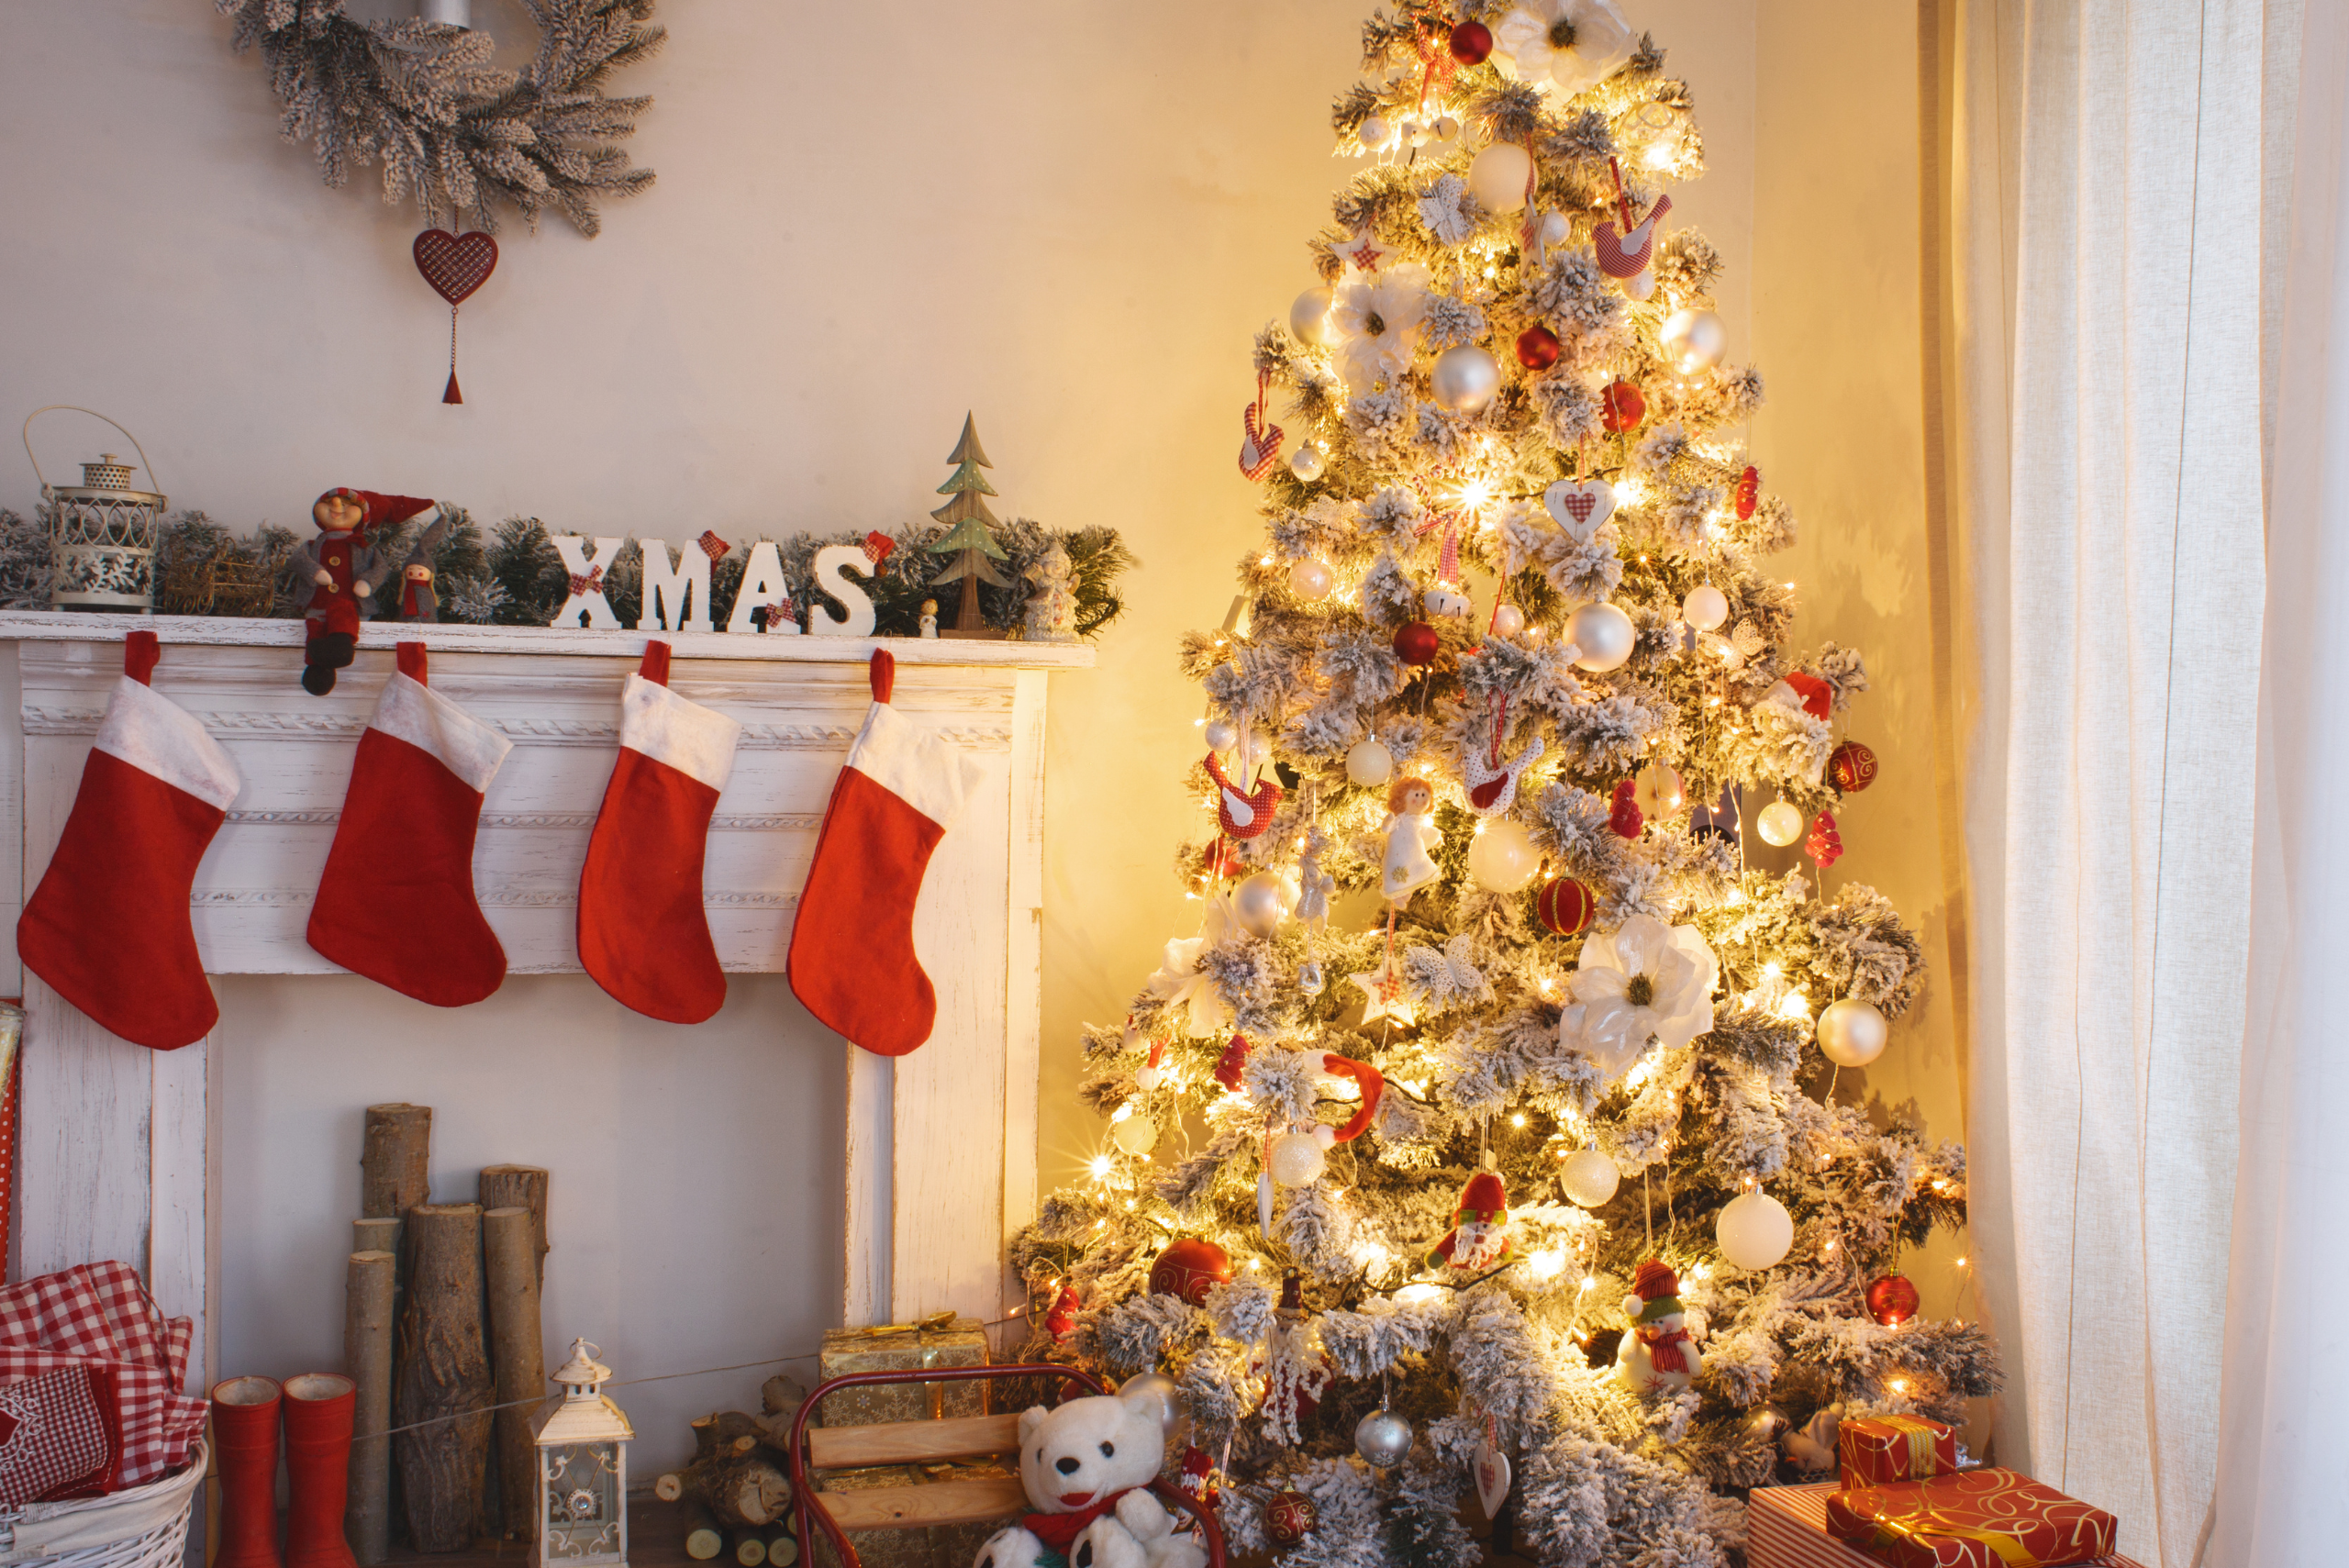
[
  {"x1": 656, "y1": 1473, "x2": 686, "y2": 1503},
  {"x1": 683, "y1": 1499, "x2": 724, "y2": 1562},
  {"x1": 732, "y1": 1533, "x2": 767, "y2": 1568}
]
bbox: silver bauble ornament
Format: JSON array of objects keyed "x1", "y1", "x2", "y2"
[
  {"x1": 1490, "y1": 604, "x2": 1526, "y2": 638},
  {"x1": 1119, "y1": 1371, "x2": 1186, "y2": 1440},
  {"x1": 1468, "y1": 141, "x2": 1532, "y2": 214},
  {"x1": 1267, "y1": 1129, "x2": 1329, "y2": 1187},
  {"x1": 1816, "y1": 997, "x2": 1889, "y2": 1067},
  {"x1": 1289, "y1": 557, "x2": 1335, "y2": 599},
  {"x1": 1289, "y1": 287, "x2": 1334, "y2": 346},
  {"x1": 1353, "y1": 1408, "x2": 1413, "y2": 1467},
  {"x1": 1465, "y1": 820, "x2": 1541, "y2": 893},
  {"x1": 1567, "y1": 602, "x2": 1637, "y2": 672},
  {"x1": 1346, "y1": 737, "x2": 1395, "y2": 787},
  {"x1": 1717, "y1": 1189, "x2": 1795, "y2": 1270},
  {"x1": 1203, "y1": 719, "x2": 1238, "y2": 753},
  {"x1": 1682, "y1": 584, "x2": 1729, "y2": 630},
  {"x1": 1235, "y1": 873, "x2": 1286, "y2": 938},
  {"x1": 1430, "y1": 346, "x2": 1502, "y2": 412},
  {"x1": 1757, "y1": 800, "x2": 1804, "y2": 847},
  {"x1": 1110, "y1": 1113, "x2": 1158, "y2": 1156},
  {"x1": 1558, "y1": 1148, "x2": 1620, "y2": 1208},
  {"x1": 1660, "y1": 307, "x2": 1729, "y2": 376}
]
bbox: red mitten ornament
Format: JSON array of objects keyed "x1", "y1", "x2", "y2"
[
  {"x1": 787, "y1": 651, "x2": 985, "y2": 1056},
  {"x1": 306, "y1": 643, "x2": 514, "y2": 1006},
  {"x1": 578, "y1": 642, "x2": 742, "y2": 1023},
  {"x1": 17, "y1": 633, "x2": 240, "y2": 1050}
]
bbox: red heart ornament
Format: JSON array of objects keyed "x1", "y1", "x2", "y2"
[{"x1": 413, "y1": 229, "x2": 498, "y2": 306}]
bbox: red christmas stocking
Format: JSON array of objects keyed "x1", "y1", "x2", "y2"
[
  {"x1": 306, "y1": 643, "x2": 514, "y2": 1006},
  {"x1": 17, "y1": 632, "x2": 241, "y2": 1050},
  {"x1": 577, "y1": 642, "x2": 741, "y2": 1023},
  {"x1": 787, "y1": 651, "x2": 983, "y2": 1055}
]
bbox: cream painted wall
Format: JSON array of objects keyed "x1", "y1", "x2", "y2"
[{"x1": 0, "y1": 0, "x2": 1962, "y2": 1471}]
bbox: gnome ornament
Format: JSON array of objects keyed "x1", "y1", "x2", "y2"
[
  {"x1": 287, "y1": 488, "x2": 438, "y2": 695},
  {"x1": 1424, "y1": 1170, "x2": 1512, "y2": 1272},
  {"x1": 1615, "y1": 1260, "x2": 1702, "y2": 1396}
]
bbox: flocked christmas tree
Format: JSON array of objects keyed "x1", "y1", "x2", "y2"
[{"x1": 1008, "y1": 5, "x2": 1997, "y2": 1566}]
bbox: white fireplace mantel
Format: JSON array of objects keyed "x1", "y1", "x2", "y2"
[{"x1": 0, "y1": 611, "x2": 1090, "y2": 1394}]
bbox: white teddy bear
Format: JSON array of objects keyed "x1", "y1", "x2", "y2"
[{"x1": 974, "y1": 1385, "x2": 1206, "y2": 1568}]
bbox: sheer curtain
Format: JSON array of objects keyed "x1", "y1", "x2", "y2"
[{"x1": 1942, "y1": 3, "x2": 2299, "y2": 1563}]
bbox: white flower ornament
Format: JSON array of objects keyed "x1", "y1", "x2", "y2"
[
  {"x1": 1145, "y1": 894, "x2": 1241, "y2": 1038},
  {"x1": 1558, "y1": 913, "x2": 1718, "y2": 1077},
  {"x1": 1494, "y1": 0, "x2": 1638, "y2": 97},
  {"x1": 1330, "y1": 264, "x2": 1432, "y2": 392}
]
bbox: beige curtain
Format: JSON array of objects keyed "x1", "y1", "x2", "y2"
[{"x1": 1939, "y1": 2, "x2": 2301, "y2": 1562}]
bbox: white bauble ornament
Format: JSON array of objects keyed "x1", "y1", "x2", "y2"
[
  {"x1": 1119, "y1": 1371, "x2": 1186, "y2": 1441},
  {"x1": 1490, "y1": 604, "x2": 1525, "y2": 638},
  {"x1": 1660, "y1": 308, "x2": 1729, "y2": 376},
  {"x1": 1539, "y1": 210, "x2": 1571, "y2": 248},
  {"x1": 1346, "y1": 737, "x2": 1395, "y2": 787},
  {"x1": 1289, "y1": 557, "x2": 1334, "y2": 599},
  {"x1": 1568, "y1": 602, "x2": 1637, "y2": 672},
  {"x1": 1717, "y1": 1189, "x2": 1795, "y2": 1270},
  {"x1": 1756, "y1": 800, "x2": 1804, "y2": 847},
  {"x1": 1289, "y1": 287, "x2": 1335, "y2": 346},
  {"x1": 1816, "y1": 997, "x2": 1890, "y2": 1067},
  {"x1": 1134, "y1": 1063, "x2": 1163, "y2": 1091},
  {"x1": 1358, "y1": 115, "x2": 1395, "y2": 152},
  {"x1": 1239, "y1": 735, "x2": 1273, "y2": 772},
  {"x1": 1633, "y1": 762, "x2": 1686, "y2": 819},
  {"x1": 1681, "y1": 584, "x2": 1729, "y2": 630},
  {"x1": 1111, "y1": 1113, "x2": 1158, "y2": 1155},
  {"x1": 1204, "y1": 719, "x2": 1238, "y2": 753},
  {"x1": 1289, "y1": 442, "x2": 1326, "y2": 482},
  {"x1": 1465, "y1": 820, "x2": 1542, "y2": 893},
  {"x1": 1558, "y1": 1149, "x2": 1620, "y2": 1208},
  {"x1": 1430, "y1": 345, "x2": 1502, "y2": 412},
  {"x1": 1268, "y1": 1129, "x2": 1332, "y2": 1187},
  {"x1": 1353, "y1": 1408, "x2": 1413, "y2": 1467},
  {"x1": 1433, "y1": 116, "x2": 1460, "y2": 143},
  {"x1": 1235, "y1": 873, "x2": 1286, "y2": 939},
  {"x1": 1467, "y1": 141, "x2": 1533, "y2": 214}
]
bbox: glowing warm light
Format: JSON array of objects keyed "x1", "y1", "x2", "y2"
[
  {"x1": 1456, "y1": 476, "x2": 1498, "y2": 512},
  {"x1": 1954, "y1": 1256, "x2": 1969, "y2": 1268},
  {"x1": 1528, "y1": 1249, "x2": 1564, "y2": 1279},
  {"x1": 1777, "y1": 989, "x2": 1812, "y2": 1021},
  {"x1": 1642, "y1": 139, "x2": 1675, "y2": 171},
  {"x1": 1355, "y1": 1240, "x2": 1394, "y2": 1269},
  {"x1": 1109, "y1": 1102, "x2": 1135, "y2": 1123},
  {"x1": 1088, "y1": 1155, "x2": 1113, "y2": 1179},
  {"x1": 1579, "y1": 1275, "x2": 1597, "y2": 1294},
  {"x1": 1397, "y1": 1283, "x2": 1443, "y2": 1305},
  {"x1": 1510, "y1": 1113, "x2": 1527, "y2": 1128},
  {"x1": 1888, "y1": 1378, "x2": 1910, "y2": 1395},
  {"x1": 1259, "y1": 555, "x2": 1274, "y2": 566},
  {"x1": 1727, "y1": 890, "x2": 1745, "y2": 906}
]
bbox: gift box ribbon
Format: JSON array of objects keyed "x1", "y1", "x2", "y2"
[
  {"x1": 1865, "y1": 1501, "x2": 2043, "y2": 1568},
  {"x1": 1879, "y1": 1413, "x2": 1949, "y2": 1478}
]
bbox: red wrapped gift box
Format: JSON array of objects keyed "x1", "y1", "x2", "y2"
[
  {"x1": 1840, "y1": 1414, "x2": 1960, "y2": 1488},
  {"x1": 1825, "y1": 1469, "x2": 2120, "y2": 1568},
  {"x1": 1748, "y1": 1482, "x2": 2142, "y2": 1568}
]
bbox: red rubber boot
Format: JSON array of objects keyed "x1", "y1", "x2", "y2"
[
  {"x1": 282, "y1": 1374, "x2": 358, "y2": 1568},
  {"x1": 211, "y1": 1376, "x2": 284, "y2": 1568}
]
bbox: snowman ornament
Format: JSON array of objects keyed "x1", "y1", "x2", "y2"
[{"x1": 1615, "y1": 1260, "x2": 1702, "y2": 1396}]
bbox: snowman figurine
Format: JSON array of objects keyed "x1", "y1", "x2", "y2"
[
  {"x1": 1379, "y1": 776, "x2": 1444, "y2": 905},
  {"x1": 1615, "y1": 1259, "x2": 1702, "y2": 1396}
]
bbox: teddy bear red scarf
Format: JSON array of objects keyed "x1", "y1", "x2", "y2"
[{"x1": 1021, "y1": 1490, "x2": 1132, "y2": 1551}]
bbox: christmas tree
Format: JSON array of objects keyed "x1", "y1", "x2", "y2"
[
  {"x1": 928, "y1": 413, "x2": 1011, "y2": 635},
  {"x1": 1009, "y1": 5, "x2": 1996, "y2": 1565}
]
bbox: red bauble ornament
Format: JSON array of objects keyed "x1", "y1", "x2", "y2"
[
  {"x1": 1515, "y1": 325, "x2": 1562, "y2": 370},
  {"x1": 1735, "y1": 464, "x2": 1761, "y2": 520},
  {"x1": 1266, "y1": 1490, "x2": 1319, "y2": 1546},
  {"x1": 1601, "y1": 380, "x2": 1646, "y2": 433},
  {"x1": 412, "y1": 229, "x2": 498, "y2": 405},
  {"x1": 1202, "y1": 840, "x2": 1243, "y2": 879},
  {"x1": 1830, "y1": 740, "x2": 1879, "y2": 794},
  {"x1": 1865, "y1": 1273, "x2": 1920, "y2": 1327},
  {"x1": 1212, "y1": 1032, "x2": 1253, "y2": 1092},
  {"x1": 1807, "y1": 810, "x2": 1843, "y2": 870},
  {"x1": 1536, "y1": 877, "x2": 1596, "y2": 936},
  {"x1": 1148, "y1": 1237, "x2": 1233, "y2": 1306},
  {"x1": 1609, "y1": 779, "x2": 1643, "y2": 840},
  {"x1": 1394, "y1": 621, "x2": 1442, "y2": 666},
  {"x1": 1448, "y1": 19, "x2": 1494, "y2": 65}
]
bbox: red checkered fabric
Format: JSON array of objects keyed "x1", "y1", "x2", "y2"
[
  {"x1": 0, "y1": 1266, "x2": 203, "y2": 1487},
  {"x1": 696, "y1": 530, "x2": 730, "y2": 560},
  {"x1": 863, "y1": 530, "x2": 896, "y2": 565},
  {"x1": 0, "y1": 1364, "x2": 115, "y2": 1506},
  {"x1": 569, "y1": 565, "x2": 604, "y2": 597}
]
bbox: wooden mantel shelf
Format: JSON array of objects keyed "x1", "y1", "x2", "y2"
[{"x1": 0, "y1": 609, "x2": 1097, "y2": 670}]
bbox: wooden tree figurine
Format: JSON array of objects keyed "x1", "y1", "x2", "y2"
[{"x1": 927, "y1": 414, "x2": 1010, "y2": 639}]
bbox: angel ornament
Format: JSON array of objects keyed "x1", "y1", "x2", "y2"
[
  {"x1": 1022, "y1": 539, "x2": 1079, "y2": 643},
  {"x1": 1294, "y1": 828, "x2": 1335, "y2": 997},
  {"x1": 1379, "y1": 776, "x2": 1444, "y2": 905}
]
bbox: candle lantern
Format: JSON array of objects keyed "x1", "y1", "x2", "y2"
[
  {"x1": 23, "y1": 407, "x2": 166, "y2": 612},
  {"x1": 531, "y1": 1338, "x2": 632, "y2": 1568}
]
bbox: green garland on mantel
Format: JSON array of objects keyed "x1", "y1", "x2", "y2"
[{"x1": 0, "y1": 509, "x2": 1138, "y2": 643}]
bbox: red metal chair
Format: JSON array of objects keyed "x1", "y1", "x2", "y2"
[{"x1": 785, "y1": 1364, "x2": 1227, "y2": 1568}]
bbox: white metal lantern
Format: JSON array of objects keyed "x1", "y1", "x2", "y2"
[
  {"x1": 23, "y1": 406, "x2": 166, "y2": 613},
  {"x1": 530, "y1": 1338, "x2": 632, "y2": 1568}
]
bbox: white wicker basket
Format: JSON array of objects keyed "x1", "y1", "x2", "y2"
[{"x1": 0, "y1": 1439, "x2": 205, "y2": 1568}]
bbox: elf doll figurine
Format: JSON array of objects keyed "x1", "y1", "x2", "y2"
[
  {"x1": 394, "y1": 510, "x2": 455, "y2": 623},
  {"x1": 288, "y1": 488, "x2": 436, "y2": 694}
]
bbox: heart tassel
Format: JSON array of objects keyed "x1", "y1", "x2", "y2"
[{"x1": 444, "y1": 306, "x2": 463, "y2": 405}]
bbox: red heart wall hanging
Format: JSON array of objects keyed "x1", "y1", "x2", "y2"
[{"x1": 412, "y1": 229, "x2": 499, "y2": 405}]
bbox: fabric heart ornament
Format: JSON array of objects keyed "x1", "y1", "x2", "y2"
[
  {"x1": 1543, "y1": 478, "x2": 1616, "y2": 541},
  {"x1": 1473, "y1": 1437, "x2": 1512, "y2": 1518},
  {"x1": 412, "y1": 229, "x2": 499, "y2": 405}
]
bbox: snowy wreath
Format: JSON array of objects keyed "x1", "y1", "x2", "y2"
[{"x1": 214, "y1": 0, "x2": 663, "y2": 235}]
